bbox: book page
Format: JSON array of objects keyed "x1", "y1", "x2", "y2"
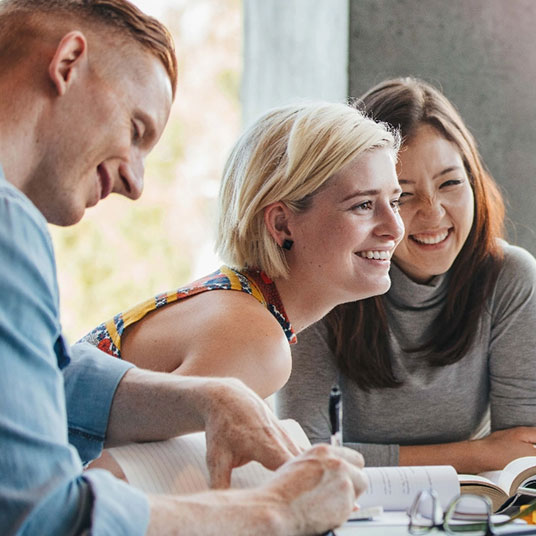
[
  {"x1": 480, "y1": 456, "x2": 536, "y2": 496},
  {"x1": 107, "y1": 419, "x2": 311, "y2": 495},
  {"x1": 459, "y1": 473, "x2": 503, "y2": 491},
  {"x1": 498, "y1": 456, "x2": 536, "y2": 495},
  {"x1": 478, "y1": 470, "x2": 503, "y2": 488},
  {"x1": 458, "y1": 474, "x2": 508, "y2": 511},
  {"x1": 358, "y1": 465, "x2": 460, "y2": 511}
]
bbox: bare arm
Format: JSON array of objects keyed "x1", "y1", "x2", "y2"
[
  {"x1": 399, "y1": 427, "x2": 536, "y2": 473},
  {"x1": 106, "y1": 368, "x2": 302, "y2": 487},
  {"x1": 121, "y1": 291, "x2": 292, "y2": 399},
  {"x1": 146, "y1": 444, "x2": 367, "y2": 536},
  {"x1": 176, "y1": 325, "x2": 291, "y2": 400}
]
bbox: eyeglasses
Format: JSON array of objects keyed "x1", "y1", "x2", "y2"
[{"x1": 407, "y1": 488, "x2": 536, "y2": 535}]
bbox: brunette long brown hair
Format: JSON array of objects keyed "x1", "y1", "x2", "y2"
[{"x1": 327, "y1": 77, "x2": 505, "y2": 389}]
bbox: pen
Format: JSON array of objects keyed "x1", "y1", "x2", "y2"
[
  {"x1": 320, "y1": 386, "x2": 343, "y2": 536},
  {"x1": 329, "y1": 384, "x2": 343, "y2": 447}
]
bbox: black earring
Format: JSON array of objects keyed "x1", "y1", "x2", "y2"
[{"x1": 282, "y1": 239, "x2": 294, "y2": 251}]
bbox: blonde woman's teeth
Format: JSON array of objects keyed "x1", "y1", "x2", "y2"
[{"x1": 358, "y1": 250, "x2": 392, "y2": 260}]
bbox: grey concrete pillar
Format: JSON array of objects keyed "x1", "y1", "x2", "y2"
[
  {"x1": 242, "y1": 0, "x2": 349, "y2": 125},
  {"x1": 243, "y1": 0, "x2": 536, "y2": 255}
]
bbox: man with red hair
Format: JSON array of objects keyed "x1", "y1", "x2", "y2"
[{"x1": 0, "y1": 1, "x2": 366, "y2": 534}]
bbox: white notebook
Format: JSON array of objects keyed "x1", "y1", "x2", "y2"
[{"x1": 108, "y1": 419, "x2": 459, "y2": 511}]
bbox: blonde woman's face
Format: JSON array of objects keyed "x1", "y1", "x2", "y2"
[
  {"x1": 393, "y1": 124, "x2": 474, "y2": 283},
  {"x1": 286, "y1": 147, "x2": 404, "y2": 305}
]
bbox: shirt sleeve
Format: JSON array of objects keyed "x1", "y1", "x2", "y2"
[
  {"x1": 64, "y1": 342, "x2": 135, "y2": 464},
  {"x1": 488, "y1": 243, "x2": 536, "y2": 429},
  {"x1": 0, "y1": 184, "x2": 149, "y2": 535}
]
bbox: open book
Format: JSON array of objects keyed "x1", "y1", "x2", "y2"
[
  {"x1": 459, "y1": 456, "x2": 536, "y2": 511},
  {"x1": 107, "y1": 420, "x2": 460, "y2": 513}
]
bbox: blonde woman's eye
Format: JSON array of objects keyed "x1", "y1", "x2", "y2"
[{"x1": 353, "y1": 201, "x2": 373, "y2": 211}]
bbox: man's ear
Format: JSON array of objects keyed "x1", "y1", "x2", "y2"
[
  {"x1": 264, "y1": 201, "x2": 293, "y2": 247},
  {"x1": 48, "y1": 31, "x2": 88, "y2": 96}
]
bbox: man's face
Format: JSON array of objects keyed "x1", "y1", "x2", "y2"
[{"x1": 33, "y1": 46, "x2": 173, "y2": 226}]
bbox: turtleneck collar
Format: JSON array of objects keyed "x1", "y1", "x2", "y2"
[{"x1": 386, "y1": 261, "x2": 450, "y2": 310}]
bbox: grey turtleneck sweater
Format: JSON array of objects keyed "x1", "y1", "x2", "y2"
[{"x1": 276, "y1": 241, "x2": 536, "y2": 466}]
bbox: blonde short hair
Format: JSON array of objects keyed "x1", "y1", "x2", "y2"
[{"x1": 216, "y1": 101, "x2": 399, "y2": 279}]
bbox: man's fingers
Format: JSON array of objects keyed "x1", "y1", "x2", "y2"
[
  {"x1": 207, "y1": 449, "x2": 232, "y2": 489},
  {"x1": 261, "y1": 421, "x2": 308, "y2": 465},
  {"x1": 326, "y1": 445, "x2": 365, "y2": 468},
  {"x1": 344, "y1": 460, "x2": 369, "y2": 498},
  {"x1": 278, "y1": 428, "x2": 304, "y2": 457},
  {"x1": 256, "y1": 440, "x2": 296, "y2": 471}
]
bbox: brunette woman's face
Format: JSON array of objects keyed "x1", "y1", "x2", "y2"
[{"x1": 393, "y1": 124, "x2": 474, "y2": 283}]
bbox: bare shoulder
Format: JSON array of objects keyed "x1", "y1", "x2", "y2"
[
  {"x1": 122, "y1": 289, "x2": 292, "y2": 398},
  {"x1": 199, "y1": 290, "x2": 287, "y2": 334},
  {"x1": 179, "y1": 291, "x2": 293, "y2": 398}
]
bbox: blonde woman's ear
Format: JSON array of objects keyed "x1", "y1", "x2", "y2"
[{"x1": 264, "y1": 202, "x2": 293, "y2": 248}]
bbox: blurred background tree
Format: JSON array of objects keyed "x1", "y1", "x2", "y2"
[{"x1": 50, "y1": 0, "x2": 242, "y2": 341}]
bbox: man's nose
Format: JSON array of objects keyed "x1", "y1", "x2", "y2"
[{"x1": 115, "y1": 159, "x2": 144, "y2": 200}]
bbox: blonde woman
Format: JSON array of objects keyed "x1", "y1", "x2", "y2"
[{"x1": 81, "y1": 102, "x2": 404, "y2": 398}]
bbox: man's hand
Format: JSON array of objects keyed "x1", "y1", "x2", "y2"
[
  {"x1": 109, "y1": 369, "x2": 366, "y2": 535},
  {"x1": 147, "y1": 444, "x2": 367, "y2": 536},
  {"x1": 263, "y1": 444, "x2": 367, "y2": 534},
  {"x1": 107, "y1": 370, "x2": 304, "y2": 487},
  {"x1": 200, "y1": 378, "x2": 303, "y2": 488}
]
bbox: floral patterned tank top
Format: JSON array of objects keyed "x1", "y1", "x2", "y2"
[{"x1": 79, "y1": 265, "x2": 296, "y2": 358}]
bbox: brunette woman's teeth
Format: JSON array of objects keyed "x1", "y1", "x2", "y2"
[{"x1": 411, "y1": 230, "x2": 449, "y2": 244}]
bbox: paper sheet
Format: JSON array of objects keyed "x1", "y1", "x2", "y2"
[
  {"x1": 108, "y1": 419, "x2": 311, "y2": 495},
  {"x1": 358, "y1": 465, "x2": 460, "y2": 510}
]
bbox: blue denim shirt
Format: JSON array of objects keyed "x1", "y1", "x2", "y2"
[{"x1": 0, "y1": 167, "x2": 150, "y2": 535}]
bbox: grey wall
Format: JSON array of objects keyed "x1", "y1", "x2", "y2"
[
  {"x1": 243, "y1": 0, "x2": 536, "y2": 255},
  {"x1": 349, "y1": 0, "x2": 536, "y2": 254}
]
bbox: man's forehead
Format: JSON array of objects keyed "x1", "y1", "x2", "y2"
[
  {"x1": 95, "y1": 35, "x2": 172, "y2": 96},
  {"x1": 122, "y1": 52, "x2": 173, "y2": 133}
]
